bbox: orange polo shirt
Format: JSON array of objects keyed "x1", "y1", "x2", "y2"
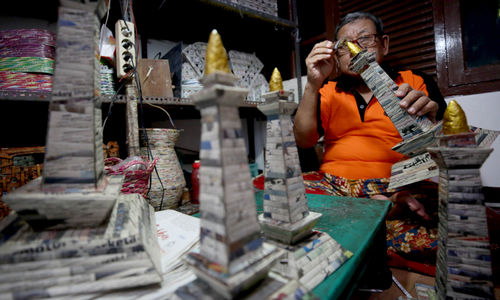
[{"x1": 319, "y1": 70, "x2": 429, "y2": 179}]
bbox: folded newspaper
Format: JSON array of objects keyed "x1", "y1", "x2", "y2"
[{"x1": 389, "y1": 127, "x2": 499, "y2": 189}]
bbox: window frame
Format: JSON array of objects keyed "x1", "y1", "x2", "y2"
[{"x1": 433, "y1": 0, "x2": 500, "y2": 96}]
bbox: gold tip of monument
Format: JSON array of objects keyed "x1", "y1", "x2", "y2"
[
  {"x1": 269, "y1": 67, "x2": 283, "y2": 92},
  {"x1": 205, "y1": 29, "x2": 231, "y2": 75},
  {"x1": 346, "y1": 41, "x2": 362, "y2": 55},
  {"x1": 443, "y1": 100, "x2": 470, "y2": 135}
]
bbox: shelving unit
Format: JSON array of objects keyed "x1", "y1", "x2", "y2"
[
  {"x1": 199, "y1": 0, "x2": 297, "y2": 28},
  {"x1": 1, "y1": 0, "x2": 299, "y2": 163},
  {"x1": 0, "y1": 90, "x2": 51, "y2": 102}
]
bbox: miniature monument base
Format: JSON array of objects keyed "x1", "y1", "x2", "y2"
[
  {"x1": 391, "y1": 122, "x2": 442, "y2": 157},
  {"x1": 267, "y1": 231, "x2": 353, "y2": 291},
  {"x1": 4, "y1": 175, "x2": 124, "y2": 230},
  {"x1": 0, "y1": 193, "x2": 162, "y2": 298},
  {"x1": 437, "y1": 132, "x2": 477, "y2": 148},
  {"x1": 427, "y1": 147, "x2": 493, "y2": 169},
  {"x1": 258, "y1": 211, "x2": 321, "y2": 244},
  {"x1": 184, "y1": 243, "x2": 284, "y2": 299}
]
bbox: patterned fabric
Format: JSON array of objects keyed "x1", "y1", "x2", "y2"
[{"x1": 302, "y1": 171, "x2": 395, "y2": 197}]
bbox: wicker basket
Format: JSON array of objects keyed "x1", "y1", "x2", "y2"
[{"x1": 104, "y1": 156, "x2": 158, "y2": 198}]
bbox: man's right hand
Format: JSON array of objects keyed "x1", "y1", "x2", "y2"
[{"x1": 305, "y1": 40, "x2": 336, "y2": 90}]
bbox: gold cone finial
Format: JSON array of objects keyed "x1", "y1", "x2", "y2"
[
  {"x1": 443, "y1": 100, "x2": 470, "y2": 135},
  {"x1": 269, "y1": 67, "x2": 283, "y2": 92},
  {"x1": 347, "y1": 41, "x2": 362, "y2": 55},
  {"x1": 205, "y1": 29, "x2": 231, "y2": 75}
]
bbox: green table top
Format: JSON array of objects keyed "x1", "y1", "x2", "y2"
[
  {"x1": 254, "y1": 191, "x2": 391, "y2": 300},
  {"x1": 194, "y1": 191, "x2": 391, "y2": 299}
]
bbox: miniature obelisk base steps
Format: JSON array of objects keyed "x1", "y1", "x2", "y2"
[
  {"x1": 4, "y1": 3, "x2": 122, "y2": 229},
  {"x1": 257, "y1": 70, "x2": 352, "y2": 291},
  {"x1": 428, "y1": 100, "x2": 495, "y2": 300}
]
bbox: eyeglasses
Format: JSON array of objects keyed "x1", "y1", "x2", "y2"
[{"x1": 335, "y1": 34, "x2": 379, "y2": 56}]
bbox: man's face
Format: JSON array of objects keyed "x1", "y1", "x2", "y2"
[{"x1": 335, "y1": 18, "x2": 389, "y2": 78}]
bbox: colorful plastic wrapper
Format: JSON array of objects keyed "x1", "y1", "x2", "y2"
[
  {"x1": 0, "y1": 29, "x2": 56, "y2": 47},
  {"x1": 0, "y1": 44, "x2": 55, "y2": 59},
  {"x1": 0, "y1": 57, "x2": 54, "y2": 74},
  {"x1": 0, "y1": 71, "x2": 52, "y2": 92}
]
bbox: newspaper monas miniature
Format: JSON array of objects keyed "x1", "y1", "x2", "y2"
[
  {"x1": 257, "y1": 69, "x2": 352, "y2": 291},
  {"x1": 176, "y1": 30, "x2": 283, "y2": 299},
  {"x1": 428, "y1": 101, "x2": 495, "y2": 300}
]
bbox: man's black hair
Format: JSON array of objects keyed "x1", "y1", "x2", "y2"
[{"x1": 334, "y1": 12, "x2": 384, "y2": 40}]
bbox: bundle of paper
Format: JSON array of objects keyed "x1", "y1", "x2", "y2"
[
  {"x1": 388, "y1": 152, "x2": 439, "y2": 190},
  {"x1": 46, "y1": 210, "x2": 201, "y2": 300},
  {"x1": 267, "y1": 231, "x2": 352, "y2": 291},
  {"x1": 0, "y1": 193, "x2": 162, "y2": 299},
  {"x1": 172, "y1": 272, "x2": 315, "y2": 300}
]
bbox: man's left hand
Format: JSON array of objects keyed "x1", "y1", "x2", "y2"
[{"x1": 396, "y1": 83, "x2": 438, "y2": 122}]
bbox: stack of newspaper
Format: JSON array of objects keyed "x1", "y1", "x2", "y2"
[{"x1": 0, "y1": 193, "x2": 162, "y2": 299}]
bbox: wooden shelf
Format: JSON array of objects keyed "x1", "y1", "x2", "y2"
[{"x1": 0, "y1": 90, "x2": 51, "y2": 102}]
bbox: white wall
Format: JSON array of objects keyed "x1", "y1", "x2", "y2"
[{"x1": 445, "y1": 91, "x2": 500, "y2": 187}]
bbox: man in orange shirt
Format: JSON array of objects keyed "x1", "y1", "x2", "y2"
[{"x1": 294, "y1": 12, "x2": 447, "y2": 219}]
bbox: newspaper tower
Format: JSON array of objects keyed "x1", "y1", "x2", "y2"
[
  {"x1": 428, "y1": 100, "x2": 495, "y2": 300},
  {"x1": 257, "y1": 68, "x2": 352, "y2": 291},
  {"x1": 4, "y1": 2, "x2": 121, "y2": 229},
  {"x1": 257, "y1": 68, "x2": 319, "y2": 241},
  {"x1": 0, "y1": 2, "x2": 163, "y2": 297},
  {"x1": 345, "y1": 41, "x2": 440, "y2": 157},
  {"x1": 183, "y1": 30, "x2": 282, "y2": 299}
]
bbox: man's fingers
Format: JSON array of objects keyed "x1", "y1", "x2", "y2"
[
  {"x1": 406, "y1": 197, "x2": 431, "y2": 220},
  {"x1": 395, "y1": 83, "x2": 411, "y2": 98},
  {"x1": 308, "y1": 54, "x2": 333, "y2": 65},
  {"x1": 405, "y1": 91, "x2": 428, "y2": 114},
  {"x1": 417, "y1": 101, "x2": 438, "y2": 118}
]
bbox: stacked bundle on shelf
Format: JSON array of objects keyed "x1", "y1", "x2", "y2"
[
  {"x1": 0, "y1": 29, "x2": 55, "y2": 93},
  {"x1": 100, "y1": 64, "x2": 115, "y2": 95},
  {"x1": 235, "y1": 0, "x2": 278, "y2": 17},
  {"x1": 180, "y1": 42, "x2": 268, "y2": 102}
]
